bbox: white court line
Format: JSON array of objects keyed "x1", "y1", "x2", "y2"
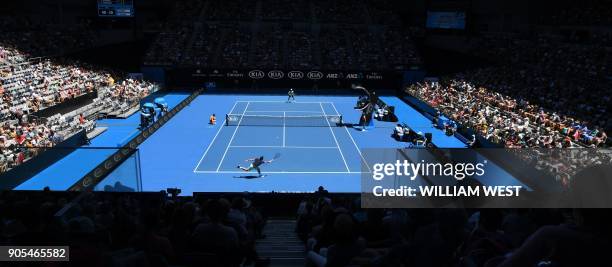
[
  {"x1": 229, "y1": 145, "x2": 338, "y2": 149},
  {"x1": 216, "y1": 101, "x2": 250, "y2": 172},
  {"x1": 320, "y1": 102, "x2": 350, "y2": 172},
  {"x1": 193, "y1": 101, "x2": 238, "y2": 172},
  {"x1": 331, "y1": 102, "x2": 372, "y2": 172},
  {"x1": 283, "y1": 111, "x2": 286, "y2": 147},
  {"x1": 243, "y1": 110, "x2": 325, "y2": 113},
  {"x1": 236, "y1": 101, "x2": 334, "y2": 104},
  {"x1": 194, "y1": 171, "x2": 366, "y2": 174}
]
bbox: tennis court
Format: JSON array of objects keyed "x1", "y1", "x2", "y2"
[
  {"x1": 14, "y1": 93, "x2": 520, "y2": 194},
  {"x1": 132, "y1": 94, "x2": 468, "y2": 194},
  {"x1": 193, "y1": 101, "x2": 369, "y2": 175}
]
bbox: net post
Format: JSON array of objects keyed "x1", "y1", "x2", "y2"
[{"x1": 225, "y1": 114, "x2": 229, "y2": 126}]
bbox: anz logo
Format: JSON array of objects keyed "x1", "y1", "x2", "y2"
[
  {"x1": 346, "y1": 73, "x2": 360, "y2": 79},
  {"x1": 326, "y1": 73, "x2": 339, "y2": 79},
  {"x1": 288, "y1": 71, "x2": 304, "y2": 80},
  {"x1": 268, "y1": 70, "x2": 284, "y2": 79},
  {"x1": 249, "y1": 70, "x2": 265, "y2": 79},
  {"x1": 307, "y1": 71, "x2": 323, "y2": 80}
]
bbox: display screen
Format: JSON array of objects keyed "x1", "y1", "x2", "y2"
[
  {"x1": 98, "y1": 0, "x2": 134, "y2": 17},
  {"x1": 426, "y1": 11, "x2": 466, "y2": 29}
]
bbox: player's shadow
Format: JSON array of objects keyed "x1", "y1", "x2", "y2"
[{"x1": 233, "y1": 175, "x2": 266, "y2": 179}]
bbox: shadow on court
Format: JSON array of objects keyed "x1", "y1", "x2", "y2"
[{"x1": 233, "y1": 175, "x2": 267, "y2": 179}]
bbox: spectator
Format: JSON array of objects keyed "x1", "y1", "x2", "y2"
[
  {"x1": 306, "y1": 213, "x2": 365, "y2": 267},
  {"x1": 129, "y1": 208, "x2": 176, "y2": 264},
  {"x1": 191, "y1": 199, "x2": 242, "y2": 266}
]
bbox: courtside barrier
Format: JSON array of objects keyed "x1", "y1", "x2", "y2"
[{"x1": 68, "y1": 89, "x2": 203, "y2": 191}]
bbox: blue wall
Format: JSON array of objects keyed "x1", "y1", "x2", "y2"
[{"x1": 0, "y1": 130, "x2": 87, "y2": 190}]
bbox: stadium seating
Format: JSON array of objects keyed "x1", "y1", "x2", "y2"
[
  {"x1": 2, "y1": 1, "x2": 612, "y2": 266},
  {"x1": 0, "y1": 47, "x2": 159, "y2": 174},
  {"x1": 1, "y1": 187, "x2": 611, "y2": 266},
  {"x1": 143, "y1": 0, "x2": 422, "y2": 71},
  {"x1": 405, "y1": 29, "x2": 610, "y2": 149}
]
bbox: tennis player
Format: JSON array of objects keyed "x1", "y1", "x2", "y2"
[
  {"x1": 287, "y1": 88, "x2": 296, "y2": 102},
  {"x1": 237, "y1": 156, "x2": 273, "y2": 177}
]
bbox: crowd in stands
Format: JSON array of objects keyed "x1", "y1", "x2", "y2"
[
  {"x1": 0, "y1": 57, "x2": 98, "y2": 117},
  {"x1": 144, "y1": 23, "x2": 195, "y2": 66},
  {"x1": 365, "y1": 0, "x2": 401, "y2": 26},
  {"x1": 205, "y1": 0, "x2": 256, "y2": 21},
  {"x1": 512, "y1": 148, "x2": 612, "y2": 188},
  {"x1": 407, "y1": 79, "x2": 608, "y2": 149},
  {"x1": 472, "y1": 32, "x2": 609, "y2": 79},
  {"x1": 3, "y1": 185, "x2": 611, "y2": 266},
  {"x1": 537, "y1": 0, "x2": 612, "y2": 26},
  {"x1": 319, "y1": 28, "x2": 353, "y2": 70},
  {"x1": 313, "y1": 0, "x2": 367, "y2": 24},
  {"x1": 286, "y1": 31, "x2": 318, "y2": 69},
  {"x1": 147, "y1": 24, "x2": 421, "y2": 71},
  {"x1": 0, "y1": 16, "x2": 97, "y2": 58},
  {"x1": 219, "y1": 26, "x2": 252, "y2": 68},
  {"x1": 0, "y1": 46, "x2": 158, "y2": 174},
  {"x1": 383, "y1": 29, "x2": 421, "y2": 69},
  {"x1": 143, "y1": 0, "x2": 203, "y2": 66},
  {"x1": 259, "y1": 0, "x2": 310, "y2": 21},
  {"x1": 405, "y1": 30, "x2": 610, "y2": 149},
  {"x1": 297, "y1": 185, "x2": 612, "y2": 267},
  {"x1": 347, "y1": 28, "x2": 384, "y2": 70},
  {"x1": 251, "y1": 27, "x2": 284, "y2": 69},
  {"x1": 182, "y1": 24, "x2": 221, "y2": 67},
  {"x1": 0, "y1": 190, "x2": 268, "y2": 267},
  {"x1": 143, "y1": 0, "x2": 422, "y2": 71}
]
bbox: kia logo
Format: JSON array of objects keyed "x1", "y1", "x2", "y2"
[
  {"x1": 307, "y1": 71, "x2": 323, "y2": 80},
  {"x1": 249, "y1": 70, "x2": 265, "y2": 79},
  {"x1": 288, "y1": 71, "x2": 304, "y2": 79},
  {"x1": 268, "y1": 70, "x2": 284, "y2": 79}
]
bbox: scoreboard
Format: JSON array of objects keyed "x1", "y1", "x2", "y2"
[
  {"x1": 98, "y1": 0, "x2": 134, "y2": 17},
  {"x1": 426, "y1": 12, "x2": 466, "y2": 30}
]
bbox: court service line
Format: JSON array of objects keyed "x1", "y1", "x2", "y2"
[
  {"x1": 320, "y1": 102, "x2": 351, "y2": 172},
  {"x1": 331, "y1": 102, "x2": 372, "y2": 172},
  {"x1": 216, "y1": 101, "x2": 250, "y2": 172},
  {"x1": 236, "y1": 101, "x2": 334, "y2": 104},
  {"x1": 243, "y1": 110, "x2": 324, "y2": 113},
  {"x1": 193, "y1": 171, "x2": 367, "y2": 174},
  {"x1": 229, "y1": 145, "x2": 338, "y2": 149},
  {"x1": 193, "y1": 101, "x2": 238, "y2": 172}
]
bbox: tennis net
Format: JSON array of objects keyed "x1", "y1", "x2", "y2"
[{"x1": 225, "y1": 114, "x2": 343, "y2": 127}]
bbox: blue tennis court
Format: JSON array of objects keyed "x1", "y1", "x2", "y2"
[
  {"x1": 194, "y1": 101, "x2": 366, "y2": 174},
  {"x1": 11, "y1": 93, "x2": 533, "y2": 194},
  {"x1": 132, "y1": 94, "x2": 469, "y2": 194}
]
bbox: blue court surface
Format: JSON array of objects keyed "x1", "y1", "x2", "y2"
[
  {"x1": 195, "y1": 101, "x2": 361, "y2": 174},
  {"x1": 15, "y1": 92, "x2": 190, "y2": 191},
  {"x1": 135, "y1": 94, "x2": 467, "y2": 194},
  {"x1": 13, "y1": 93, "x2": 533, "y2": 194}
]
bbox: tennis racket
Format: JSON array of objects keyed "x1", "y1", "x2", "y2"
[{"x1": 268, "y1": 153, "x2": 281, "y2": 163}]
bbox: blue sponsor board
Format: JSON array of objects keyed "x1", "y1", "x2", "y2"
[
  {"x1": 187, "y1": 69, "x2": 389, "y2": 81},
  {"x1": 164, "y1": 68, "x2": 403, "y2": 90}
]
